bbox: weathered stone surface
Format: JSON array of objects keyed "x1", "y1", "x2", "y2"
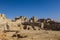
[
  {"x1": 29, "y1": 16, "x2": 37, "y2": 23},
  {"x1": 0, "y1": 14, "x2": 60, "y2": 40}
]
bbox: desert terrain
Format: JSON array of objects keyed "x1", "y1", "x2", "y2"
[{"x1": 0, "y1": 14, "x2": 60, "y2": 40}]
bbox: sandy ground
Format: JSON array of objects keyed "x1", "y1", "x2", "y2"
[
  {"x1": 0, "y1": 30, "x2": 60, "y2": 40},
  {"x1": 13, "y1": 30, "x2": 60, "y2": 40}
]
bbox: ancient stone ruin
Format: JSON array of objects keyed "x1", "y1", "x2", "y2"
[
  {"x1": 0, "y1": 14, "x2": 60, "y2": 40},
  {"x1": 0, "y1": 14, "x2": 60, "y2": 31}
]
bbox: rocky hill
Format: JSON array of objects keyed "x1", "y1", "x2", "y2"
[{"x1": 0, "y1": 14, "x2": 60, "y2": 40}]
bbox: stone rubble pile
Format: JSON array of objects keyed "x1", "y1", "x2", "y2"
[
  {"x1": 0, "y1": 14, "x2": 60, "y2": 31},
  {"x1": 0, "y1": 14, "x2": 60, "y2": 40}
]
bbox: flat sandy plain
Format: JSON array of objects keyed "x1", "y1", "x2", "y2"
[{"x1": 12, "y1": 30, "x2": 60, "y2": 40}]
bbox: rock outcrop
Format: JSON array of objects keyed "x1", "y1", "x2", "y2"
[
  {"x1": 0, "y1": 14, "x2": 60, "y2": 40},
  {"x1": 0, "y1": 14, "x2": 60, "y2": 31}
]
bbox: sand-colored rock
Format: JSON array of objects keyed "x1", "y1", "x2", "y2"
[{"x1": 0, "y1": 14, "x2": 60, "y2": 40}]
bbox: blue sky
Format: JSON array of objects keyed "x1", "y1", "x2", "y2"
[{"x1": 0, "y1": 0, "x2": 60, "y2": 20}]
